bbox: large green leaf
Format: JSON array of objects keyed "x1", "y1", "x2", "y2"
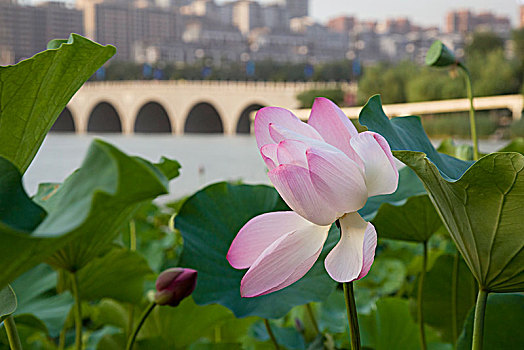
[
  {"x1": 0, "y1": 285, "x2": 16, "y2": 323},
  {"x1": 11, "y1": 264, "x2": 73, "y2": 337},
  {"x1": 175, "y1": 182, "x2": 338, "y2": 319},
  {"x1": 0, "y1": 34, "x2": 115, "y2": 173},
  {"x1": 457, "y1": 293, "x2": 524, "y2": 350},
  {"x1": 359, "y1": 95, "x2": 473, "y2": 181},
  {"x1": 139, "y1": 297, "x2": 233, "y2": 348},
  {"x1": 359, "y1": 166, "x2": 426, "y2": 221},
  {"x1": 416, "y1": 254, "x2": 477, "y2": 343},
  {"x1": 0, "y1": 157, "x2": 46, "y2": 231},
  {"x1": 360, "y1": 297, "x2": 451, "y2": 350},
  {"x1": 0, "y1": 140, "x2": 172, "y2": 290},
  {"x1": 360, "y1": 95, "x2": 524, "y2": 292},
  {"x1": 60, "y1": 248, "x2": 153, "y2": 303},
  {"x1": 372, "y1": 194, "x2": 442, "y2": 242}
]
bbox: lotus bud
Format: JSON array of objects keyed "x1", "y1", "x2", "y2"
[
  {"x1": 425, "y1": 40, "x2": 458, "y2": 67},
  {"x1": 154, "y1": 268, "x2": 197, "y2": 307}
]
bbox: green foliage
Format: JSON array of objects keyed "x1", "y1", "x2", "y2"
[
  {"x1": 465, "y1": 32, "x2": 504, "y2": 58},
  {"x1": 11, "y1": 265, "x2": 73, "y2": 337},
  {"x1": 0, "y1": 34, "x2": 115, "y2": 173},
  {"x1": 358, "y1": 61, "x2": 417, "y2": 104},
  {"x1": 0, "y1": 140, "x2": 173, "y2": 290},
  {"x1": 101, "y1": 59, "x2": 356, "y2": 82},
  {"x1": 296, "y1": 88, "x2": 345, "y2": 108},
  {"x1": 175, "y1": 182, "x2": 337, "y2": 319},
  {"x1": 457, "y1": 294, "x2": 524, "y2": 350},
  {"x1": 0, "y1": 285, "x2": 16, "y2": 322},
  {"x1": 372, "y1": 194, "x2": 442, "y2": 243},
  {"x1": 360, "y1": 95, "x2": 524, "y2": 293},
  {"x1": 416, "y1": 254, "x2": 477, "y2": 343},
  {"x1": 139, "y1": 297, "x2": 234, "y2": 348},
  {"x1": 58, "y1": 248, "x2": 152, "y2": 304}
]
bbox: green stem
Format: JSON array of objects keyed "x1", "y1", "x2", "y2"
[
  {"x1": 58, "y1": 325, "x2": 66, "y2": 350},
  {"x1": 71, "y1": 272, "x2": 82, "y2": 350},
  {"x1": 451, "y1": 251, "x2": 459, "y2": 344},
  {"x1": 343, "y1": 282, "x2": 361, "y2": 350},
  {"x1": 3, "y1": 315, "x2": 23, "y2": 350},
  {"x1": 127, "y1": 220, "x2": 136, "y2": 337},
  {"x1": 472, "y1": 289, "x2": 489, "y2": 350},
  {"x1": 263, "y1": 319, "x2": 280, "y2": 350},
  {"x1": 459, "y1": 63, "x2": 479, "y2": 161},
  {"x1": 129, "y1": 220, "x2": 137, "y2": 252},
  {"x1": 126, "y1": 302, "x2": 156, "y2": 350},
  {"x1": 418, "y1": 241, "x2": 428, "y2": 350},
  {"x1": 305, "y1": 303, "x2": 320, "y2": 335}
]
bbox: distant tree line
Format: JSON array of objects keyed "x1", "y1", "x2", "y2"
[
  {"x1": 94, "y1": 59, "x2": 357, "y2": 82},
  {"x1": 357, "y1": 31, "x2": 524, "y2": 105}
]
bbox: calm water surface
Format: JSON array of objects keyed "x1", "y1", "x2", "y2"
[
  {"x1": 24, "y1": 134, "x2": 509, "y2": 202},
  {"x1": 24, "y1": 134, "x2": 271, "y2": 202}
]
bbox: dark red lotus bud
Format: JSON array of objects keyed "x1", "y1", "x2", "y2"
[{"x1": 154, "y1": 268, "x2": 197, "y2": 307}]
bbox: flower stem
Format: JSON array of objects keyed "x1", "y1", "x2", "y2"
[
  {"x1": 71, "y1": 272, "x2": 82, "y2": 350},
  {"x1": 472, "y1": 289, "x2": 489, "y2": 350},
  {"x1": 264, "y1": 319, "x2": 280, "y2": 350},
  {"x1": 128, "y1": 220, "x2": 137, "y2": 337},
  {"x1": 129, "y1": 220, "x2": 137, "y2": 251},
  {"x1": 458, "y1": 63, "x2": 479, "y2": 161},
  {"x1": 3, "y1": 315, "x2": 22, "y2": 350},
  {"x1": 343, "y1": 282, "x2": 361, "y2": 350},
  {"x1": 418, "y1": 241, "x2": 428, "y2": 350},
  {"x1": 126, "y1": 302, "x2": 156, "y2": 350},
  {"x1": 306, "y1": 303, "x2": 320, "y2": 335},
  {"x1": 451, "y1": 251, "x2": 459, "y2": 344}
]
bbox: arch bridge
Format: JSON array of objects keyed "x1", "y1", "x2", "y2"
[{"x1": 53, "y1": 80, "x2": 349, "y2": 135}]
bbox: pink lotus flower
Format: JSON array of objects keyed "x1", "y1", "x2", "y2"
[{"x1": 227, "y1": 98, "x2": 399, "y2": 297}]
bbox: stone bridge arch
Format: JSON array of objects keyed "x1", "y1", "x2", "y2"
[
  {"x1": 50, "y1": 107, "x2": 76, "y2": 132},
  {"x1": 183, "y1": 101, "x2": 225, "y2": 134},
  {"x1": 235, "y1": 102, "x2": 267, "y2": 134},
  {"x1": 134, "y1": 101, "x2": 173, "y2": 134},
  {"x1": 87, "y1": 101, "x2": 123, "y2": 133}
]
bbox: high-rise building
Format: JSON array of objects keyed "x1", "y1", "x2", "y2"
[
  {"x1": 232, "y1": 0, "x2": 263, "y2": 35},
  {"x1": 327, "y1": 16, "x2": 357, "y2": 33},
  {"x1": 0, "y1": 1, "x2": 83, "y2": 64},
  {"x1": 445, "y1": 9, "x2": 511, "y2": 35},
  {"x1": 520, "y1": 5, "x2": 524, "y2": 28},
  {"x1": 285, "y1": 0, "x2": 308, "y2": 19}
]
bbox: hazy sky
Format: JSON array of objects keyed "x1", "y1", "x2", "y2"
[{"x1": 250, "y1": 0, "x2": 520, "y2": 28}]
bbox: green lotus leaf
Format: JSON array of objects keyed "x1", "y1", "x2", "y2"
[
  {"x1": 359, "y1": 166, "x2": 426, "y2": 221},
  {"x1": 0, "y1": 34, "x2": 115, "y2": 173},
  {"x1": 0, "y1": 140, "x2": 173, "y2": 290},
  {"x1": 414, "y1": 254, "x2": 477, "y2": 343},
  {"x1": 372, "y1": 194, "x2": 442, "y2": 243},
  {"x1": 0, "y1": 157, "x2": 46, "y2": 231},
  {"x1": 58, "y1": 247, "x2": 152, "y2": 304},
  {"x1": 11, "y1": 264, "x2": 73, "y2": 337},
  {"x1": 175, "y1": 182, "x2": 338, "y2": 319},
  {"x1": 457, "y1": 293, "x2": 524, "y2": 350},
  {"x1": 139, "y1": 297, "x2": 234, "y2": 348},
  {"x1": 0, "y1": 285, "x2": 16, "y2": 323},
  {"x1": 360, "y1": 95, "x2": 524, "y2": 293},
  {"x1": 359, "y1": 297, "x2": 451, "y2": 350}
]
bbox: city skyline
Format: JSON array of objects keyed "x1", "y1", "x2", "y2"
[
  {"x1": 249, "y1": 0, "x2": 519, "y2": 27},
  {"x1": 29, "y1": 0, "x2": 520, "y2": 27}
]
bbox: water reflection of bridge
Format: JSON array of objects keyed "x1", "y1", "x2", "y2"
[
  {"x1": 52, "y1": 80, "x2": 350, "y2": 135},
  {"x1": 52, "y1": 80, "x2": 523, "y2": 135}
]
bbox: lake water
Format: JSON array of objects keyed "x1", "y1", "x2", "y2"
[
  {"x1": 23, "y1": 134, "x2": 509, "y2": 203},
  {"x1": 24, "y1": 134, "x2": 271, "y2": 202}
]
